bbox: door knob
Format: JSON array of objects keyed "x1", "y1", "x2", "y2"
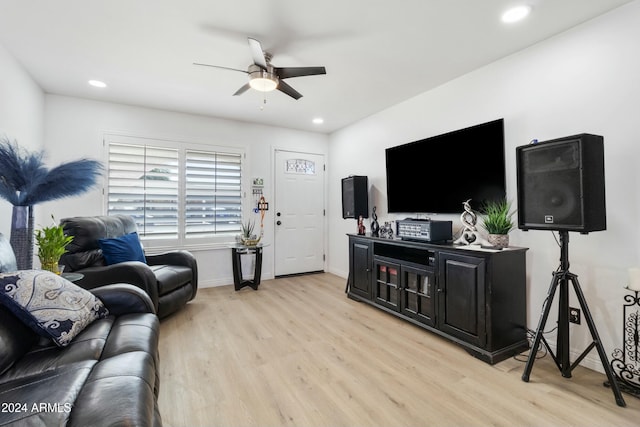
[
  {"x1": 276, "y1": 212, "x2": 281, "y2": 217},
  {"x1": 276, "y1": 220, "x2": 282, "y2": 226}
]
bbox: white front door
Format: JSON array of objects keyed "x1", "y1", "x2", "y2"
[{"x1": 274, "y1": 150, "x2": 325, "y2": 276}]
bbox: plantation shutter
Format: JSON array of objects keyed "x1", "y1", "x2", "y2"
[
  {"x1": 185, "y1": 150, "x2": 242, "y2": 238},
  {"x1": 106, "y1": 135, "x2": 244, "y2": 246},
  {"x1": 107, "y1": 143, "x2": 179, "y2": 239}
]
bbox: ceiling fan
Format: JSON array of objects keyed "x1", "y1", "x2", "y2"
[{"x1": 194, "y1": 37, "x2": 327, "y2": 100}]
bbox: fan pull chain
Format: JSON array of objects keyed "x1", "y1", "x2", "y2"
[{"x1": 260, "y1": 92, "x2": 268, "y2": 110}]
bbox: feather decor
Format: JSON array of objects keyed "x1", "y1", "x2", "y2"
[
  {"x1": 0, "y1": 138, "x2": 103, "y2": 206},
  {"x1": 0, "y1": 136, "x2": 104, "y2": 269},
  {"x1": 0, "y1": 141, "x2": 47, "y2": 205}
]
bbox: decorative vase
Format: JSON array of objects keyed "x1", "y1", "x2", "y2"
[
  {"x1": 10, "y1": 205, "x2": 34, "y2": 270},
  {"x1": 488, "y1": 234, "x2": 509, "y2": 249}
]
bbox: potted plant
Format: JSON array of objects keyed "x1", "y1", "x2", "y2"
[
  {"x1": 480, "y1": 199, "x2": 516, "y2": 249},
  {"x1": 35, "y1": 216, "x2": 74, "y2": 273},
  {"x1": 240, "y1": 220, "x2": 261, "y2": 247}
]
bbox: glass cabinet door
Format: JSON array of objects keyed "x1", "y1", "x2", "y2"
[
  {"x1": 400, "y1": 265, "x2": 436, "y2": 327},
  {"x1": 374, "y1": 258, "x2": 400, "y2": 310}
]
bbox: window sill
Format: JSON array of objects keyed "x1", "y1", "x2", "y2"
[{"x1": 143, "y1": 241, "x2": 238, "y2": 255}]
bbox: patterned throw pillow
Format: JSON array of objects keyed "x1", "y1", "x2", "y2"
[{"x1": 0, "y1": 270, "x2": 109, "y2": 347}]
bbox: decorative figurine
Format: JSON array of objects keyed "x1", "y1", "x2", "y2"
[
  {"x1": 357, "y1": 215, "x2": 366, "y2": 235},
  {"x1": 379, "y1": 221, "x2": 394, "y2": 239},
  {"x1": 453, "y1": 199, "x2": 490, "y2": 246},
  {"x1": 370, "y1": 206, "x2": 380, "y2": 236}
]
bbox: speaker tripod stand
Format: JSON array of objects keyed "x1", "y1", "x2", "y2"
[{"x1": 521, "y1": 230, "x2": 626, "y2": 407}]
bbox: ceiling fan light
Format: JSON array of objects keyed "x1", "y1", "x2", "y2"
[
  {"x1": 249, "y1": 77, "x2": 278, "y2": 92},
  {"x1": 248, "y1": 67, "x2": 279, "y2": 92}
]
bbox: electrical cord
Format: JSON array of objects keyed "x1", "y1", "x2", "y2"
[
  {"x1": 513, "y1": 326, "x2": 558, "y2": 362},
  {"x1": 513, "y1": 291, "x2": 559, "y2": 363},
  {"x1": 514, "y1": 231, "x2": 568, "y2": 362}
]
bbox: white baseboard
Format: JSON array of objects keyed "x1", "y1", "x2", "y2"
[
  {"x1": 198, "y1": 277, "x2": 233, "y2": 288},
  {"x1": 328, "y1": 267, "x2": 348, "y2": 279}
]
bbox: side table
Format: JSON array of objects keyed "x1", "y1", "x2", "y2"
[
  {"x1": 62, "y1": 272, "x2": 84, "y2": 282},
  {"x1": 229, "y1": 244, "x2": 268, "y2": 291}
]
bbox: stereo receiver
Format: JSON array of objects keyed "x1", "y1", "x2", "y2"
[{"x1": 396, "y1": 219, "x2": 452, "y2": 242}]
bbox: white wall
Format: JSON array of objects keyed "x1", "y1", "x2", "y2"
[
  {"x1": 0, "y1": 42, "x2": 45, "y2": 237},
  {"x1": 328, "y1": 1, "x2": 640, "y2": 372},
  {"x1": 42, "y1": 95, "x2": 329, "y2": 286}
]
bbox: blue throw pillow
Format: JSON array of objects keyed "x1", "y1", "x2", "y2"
[
  {"x1": 98, "y1": 232, "x2": 147, "y2": 265},
  {"x1": 0, "y1": 270, "x2": 109, "y2": 347}
]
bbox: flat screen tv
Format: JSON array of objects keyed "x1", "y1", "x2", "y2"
[{"x1": 386, "y1": 118, "x2": 506, "y2": 214}]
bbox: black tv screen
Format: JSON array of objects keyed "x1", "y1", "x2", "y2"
[{"x1": 386, "y1": 118, "x2": 506, "y2": 214}]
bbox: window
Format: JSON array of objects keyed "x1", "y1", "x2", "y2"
[
  {"x1": 105, "y1": 134, "x2": 243, "y2": 248},
  {"x1": 184, "y1": 150, "x2": 242, "y2": 238}
]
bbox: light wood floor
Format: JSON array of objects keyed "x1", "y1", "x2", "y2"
[{"x1": 158, "y1": 273, "x2": 640, "y2": 427}]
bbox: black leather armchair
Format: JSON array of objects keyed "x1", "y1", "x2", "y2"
[{"x1": 59, "y1": 215, "x2": 198, "y2": 318}]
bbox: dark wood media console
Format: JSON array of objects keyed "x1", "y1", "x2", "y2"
[{"x1": 347, "y1": 233, "x2": 529, "y2": 364}]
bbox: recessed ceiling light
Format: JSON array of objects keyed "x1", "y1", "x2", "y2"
[
  {"x1": 88, "y1": 80, "x2": 107, "y2": 88},
  {"x1": 312, "y1": 118, "x2": 324, "y2": 125},
  {"x1": 501, "y1": 5, "x2": 532, "y2": 23}
]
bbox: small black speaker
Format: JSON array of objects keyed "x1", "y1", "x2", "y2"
[
  {"x1": 342, "y1": 176, "x2": 369, "y2": 219},
  {"x1": 516, "y1": 134, "x2": 606, "y2": 233}
]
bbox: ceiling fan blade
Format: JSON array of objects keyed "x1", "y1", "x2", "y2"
[
  {"x1": 277, "y1": 80, "x2": 303, "y2": 100},
  {"x1": 193, "y1": 63, "x2": 248, "y2": 74},
  {"x1": 233, "y1": 83, "x2": 251, "y2": 96},
  {"x1": 275, "y1": 66, "x2": 327, "y2": 79},
  {"x1": 248, "y1": 38, "x2": 268, "y2": 69}
]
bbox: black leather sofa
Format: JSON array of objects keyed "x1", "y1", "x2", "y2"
[
  {"x1": 0, "y1": 233, "x2": 162, "y2": 426},
  {"x1": 59, "y1": 215, "x2": 198, "y2": 318}
]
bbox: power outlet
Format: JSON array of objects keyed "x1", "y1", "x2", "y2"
[{"x1": 569, "y1": 307, "x2": 581, "y2": 324}]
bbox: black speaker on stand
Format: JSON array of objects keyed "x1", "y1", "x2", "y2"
[
  {"x1": 517, "y1": 133, "x2": 606, "y2": 232},
  {"x1": 517, "y1": 134, "x2": 625, "y2": 406}
]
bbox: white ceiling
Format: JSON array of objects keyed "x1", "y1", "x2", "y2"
[{"x1": 0, "y1": 0, "x2": 633, "y2": 134}]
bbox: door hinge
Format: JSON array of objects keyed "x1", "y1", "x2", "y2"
[
  {"x1": 323, "y1": 254, "x2": 326, "y2": 261},
  {"x1": 323, "y1": 209, "x2": 326, "y2": 216},
  {"x1": 323, "y1": 164, "x2": 326, "y2": 171}
]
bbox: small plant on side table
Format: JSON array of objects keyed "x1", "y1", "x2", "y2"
[{"x1": 240, "y1": 220, "x2": 261, "y2": 247}]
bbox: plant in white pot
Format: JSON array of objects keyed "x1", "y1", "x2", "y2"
[{"x1": 480, "y1": 199, "x2": 516, "y2": 249}]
